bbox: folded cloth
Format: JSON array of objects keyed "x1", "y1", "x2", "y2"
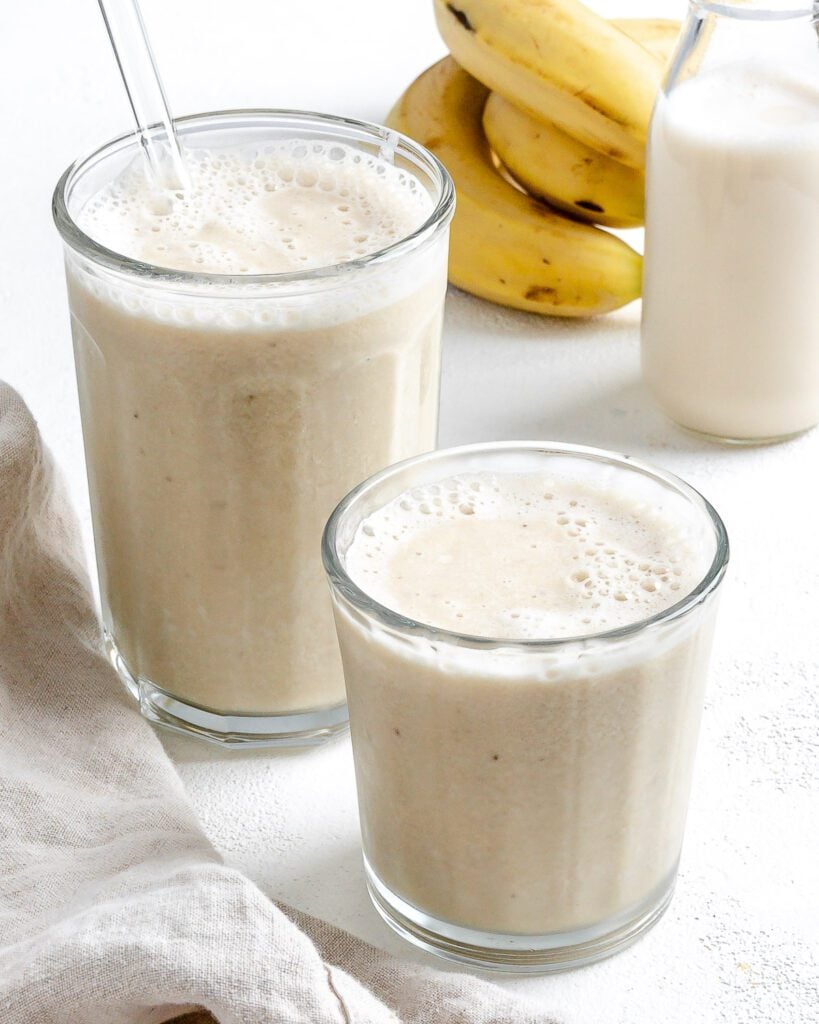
[{"x1": 0, "y1": 383, "x2": 557, "y2": 1024}]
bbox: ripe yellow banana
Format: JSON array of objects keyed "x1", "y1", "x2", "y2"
[
  {"x1": 483, "y1": 93, "x2": 645, "y2": 228},
  {"x1": 433, "y1": 0, "x2": 663, "y2": 169},
  {"x1": 481, "y1": 18, "x2": 680, "y2": 229},
  {"x1": 612, "y1": 18, "x2": 681, "y2": 63},
  {"x1": 387, "y1": 58, "x2": 642, "y2": 317}
]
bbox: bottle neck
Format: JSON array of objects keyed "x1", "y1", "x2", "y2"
[{"x1": 665, "y1": 0, "x2": 819, "y2": 98}]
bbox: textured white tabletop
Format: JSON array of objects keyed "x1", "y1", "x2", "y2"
[{"x1": 3, "y1": 1, "x2": 818, "y2": 1021}]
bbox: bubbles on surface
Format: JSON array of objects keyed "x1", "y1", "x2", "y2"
[
  {"x1": 77, "y1": 139, "x2": 434, "y2": 276},
  {"x1": 344, "y1": 471, "x2": 710, "y2": 642}
]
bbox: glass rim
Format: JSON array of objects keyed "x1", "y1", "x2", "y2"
[
  {"x1": 51, "y1": 107, "x2": 455, "y2": 291},
  {"x1": 322, "y1": 441, "x2": 730, "y2": 652}
]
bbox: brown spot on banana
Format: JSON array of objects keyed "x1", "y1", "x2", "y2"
[
  {"x1": 525, "y1": 285, "x2": 557, "y2": 301},
  {"x1": 446, "y1": 4, "x2": 474, "y2": 31},
  {"x1": 575, "y1": 200, "x2": 605, "y2": 213}
]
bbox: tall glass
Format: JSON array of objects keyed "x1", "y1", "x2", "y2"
[
  {"x1": 53, "y1": 110, "x2": 454, "y2": 746},
  {"x1": 323, "y1": 442, "x2": 729, "y2": 971}
]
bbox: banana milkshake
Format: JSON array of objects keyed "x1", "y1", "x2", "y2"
[
  {"x1": 324, "y1": 444, "x2": 728, "y2": 970},
  {"x1": 54, "y1": 112, "x2": 453, "y2": 743}
]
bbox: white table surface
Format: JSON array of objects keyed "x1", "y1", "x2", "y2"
[{"x1": 4, "y1": 1, "x2": 818, "y2": 1021}]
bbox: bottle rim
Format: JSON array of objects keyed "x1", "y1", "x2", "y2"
[{"x1": 691, "y1": 0, "x2": 817, "y2": 21}]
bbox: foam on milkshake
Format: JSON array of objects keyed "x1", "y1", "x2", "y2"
[
  {"x1": 345, "y1": 470, "x2": 711, "y2": 639},
  {"x1": 77, "y1": 140, "x2": 434, "y2": 275}
]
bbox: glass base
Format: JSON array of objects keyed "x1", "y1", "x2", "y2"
[
  {"x1": 364, "y1": 856, "x2": 677, "y2": 973},
  {"x1": 673, "y1": 419, "x2": 814, "y2": 447},
  {"x1": 106, "y1": 633, "x2": 349, "y2": 748}
]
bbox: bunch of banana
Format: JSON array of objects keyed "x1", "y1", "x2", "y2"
[
  {"x1": 433, "y1": 0, "x2": 665, "y2": 167},
  {"x1": 388, "y1": 1, "x2": 680, "y2": 316},
  {"x1": 482, "y1": 19, "x2": 679, "y2": 229},
  {"x1": 388, "y1": 58, "x2": 642, "y2": 317}
]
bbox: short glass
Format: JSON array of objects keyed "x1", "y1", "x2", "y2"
[
  {"x1": 53, "y1": 110, "x2": 454, "y2": 746},
  {"x1": 323, "y1": 442, "x2": 729, "y2": 972}
]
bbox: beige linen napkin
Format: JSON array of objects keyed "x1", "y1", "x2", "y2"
[{"x1": 0, "y1": 382, "x2": 556, "y2": 1024}]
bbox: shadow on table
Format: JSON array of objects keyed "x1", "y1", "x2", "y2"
[
  {"x1": 442, "y1": 285, "x2": 643, "y2": 342},
  {"x1": 274, "y1": 837, "x2": 450, "y2": 971},
  {"x1": 440, "y1": 288, "x2": 816, "y2": 464}
]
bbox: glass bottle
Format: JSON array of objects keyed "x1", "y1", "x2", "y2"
[{"x1": 641, "y1": 0, "x2": 819, "y2": 443}]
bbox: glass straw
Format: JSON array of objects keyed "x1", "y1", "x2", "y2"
[{"x1": 96, "y1": 0, "x2": 190, "y2": 190}]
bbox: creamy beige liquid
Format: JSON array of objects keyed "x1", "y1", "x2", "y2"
[
  {"x1": 336, "y1": 466, "x2": 718, "y2": 935},
  {"x1": 642, "y1": 66, "x2": 819, "y2": 441},
  {"x1": 69, "y1": 139, "x2": 446, "y2": 715}
]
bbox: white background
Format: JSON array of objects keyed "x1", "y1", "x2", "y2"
[{"x1": 2, "y1": 1, "x2": 818, "y2": 1021}]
